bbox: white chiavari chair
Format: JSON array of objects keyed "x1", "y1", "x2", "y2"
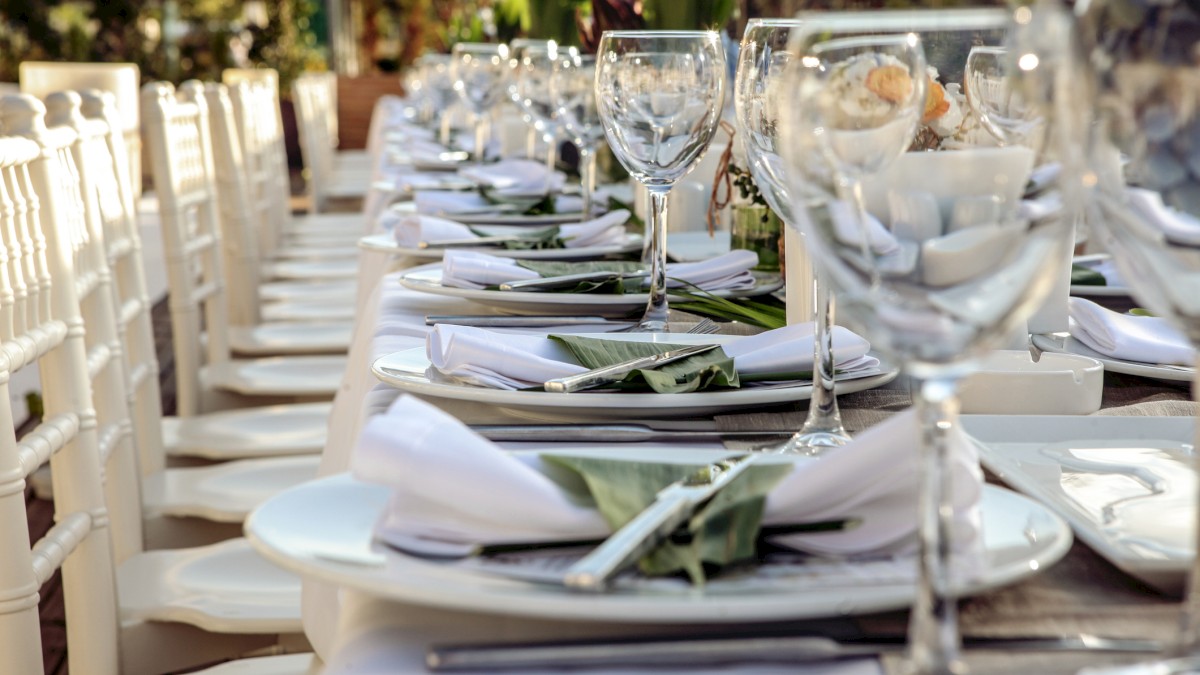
[
  {"x1": 205, "y1": 83, "x2": 357, "y2": 287},
  {"x1": 34, "y1": 91, "x2": 320, "y2": 546},
  {"x1": 78, "y1": 89, "x2": 330, "y2": 462},
  {"x1": 0, "y1": 97, "x2": 309, "y2": 674},
  {"x1": 140, "y1": 81, "x2": 346, "y2": 418},
  {"x1": 293, "y1": 72, "x2": 372, "y2": 213},
  {"x1": 198, "y1": 84, "x2": 354, "y2": 356}
]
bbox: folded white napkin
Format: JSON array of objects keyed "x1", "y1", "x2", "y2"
[
  {"x1": 389, "y1": 210, "x2": 630, "y2": 249},
  {"x1": 352, "y1": 395, "x2": 983, "y2": 560},
  {"x1": 426, "y1": 322, "x2": 880, "y2": 390},
  {"x1": 415, "y1": 190, "x2": 584, "y2": 216},
  {"x1": 1128, "y1": 188, "x2": 1200, "y2": 246},
  {"x1": 459, "y1": 159, "x2": 567, "y2": 196},
  {"x1": 1069, "y1": 297, "x2": 1193, "y2": 365},
  {"x1": 439, "y1": 248, "x2": 761, "y2": 292}
]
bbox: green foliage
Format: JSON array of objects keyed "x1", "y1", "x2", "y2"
[
  {"x1": 642, "y1": 0, "x2": 735, "y2": 30},
  {"x1": 525, "y1": 0, "x2": 586, "y2": 46}
]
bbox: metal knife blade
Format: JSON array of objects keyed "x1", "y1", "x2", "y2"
[
  {"x1": 426, "y1": 315, "x2": 625, "y2": 328},
  {"x1": 562, "y1": 453, "x2": 757, "y2": 591},
  {"x1": 470, "y1": 423, "x2": 793, "y2": 442},
  {"x1": 418, "y1": 235, "x2": 535, "y2": 249},
  {"x1": 543, "y1": 343, "x2": 720, "y2": 393},
  {"x1": 499, "y1": 270, "x2": 648, "y2": 292},
  {"x1": 426, "y1": 633, "x2": 1162, "y2": 671}
]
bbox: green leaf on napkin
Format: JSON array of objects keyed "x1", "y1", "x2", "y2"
[
  {"x1": 479, "y1": 186, "x2": 557, "y2": 215},
  {"x1": 516, "y1": 260, "x2": 646, "y2": 294},
  {"x1": 542, "y1": 455, "x2": 794, "y2": 585},
  {"x1": 549, "y1": 334, "x2": 739, "y2": 393},
  {"x1": 469, "y1": 225, "x2": 566, "y2": 250},
  {"x1": 672, "y1": 289, "x2": 787, "y2": 330},
  {"x1": 1071, "y1": 263, "x2": 1107, "y2": 286}
]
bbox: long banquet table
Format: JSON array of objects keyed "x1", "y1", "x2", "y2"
[{"x1": 260, "y1": 229, "x2": 1197, "y2": 674}]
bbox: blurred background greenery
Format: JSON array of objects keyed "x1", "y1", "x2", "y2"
[{"x1": 0, "y1": 0, "x2": 1000, "y2": 94}]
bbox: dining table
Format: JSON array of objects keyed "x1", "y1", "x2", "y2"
[{"x1": 244, "y1": 99, "x2": 1197, "y2": 675}]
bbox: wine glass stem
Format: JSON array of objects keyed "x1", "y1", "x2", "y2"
[
  {"x1": 474, "y1": 115, "x2": 488, "y2": 165},
  {"x1": 639, "y1": 186, "x2": 671, "y2": 332},
  {"x1": 579, "y1": 146, "x2": 597, "y2": 217},
  {"x1": 907, "y1": 375, "x2": 967, "y2": 675},
  {"x1": 1176, "y1": 355, "x2": 1200, "y2": 655},
  {"x1": 797, "y1": 275, "x2": 848, "y2": 441},
  {"x1": 544, "y1": 131, "x2": 557, "y2": 173},
  {"x1": 526, "y1": 127, "x2": 538, "y2": 159}
]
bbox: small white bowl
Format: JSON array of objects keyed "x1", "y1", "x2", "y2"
[{"x1": 959, "y1": 350, "x2": 1104, "y2": 415}]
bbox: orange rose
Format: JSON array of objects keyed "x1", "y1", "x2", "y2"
[
  {"x1": 865, "y1": 65, "x2": 914, "y2": 103},
  {"x1": 923, "y1": 79, "x2": 950, "y2": 123}
]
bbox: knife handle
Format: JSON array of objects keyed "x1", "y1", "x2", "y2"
[
  {"x1": 544, "y1": 361, "x2": 641, "y2": 393},
  {"x1": 564, "y1": 494, "x2": 690, "y2": 591}
]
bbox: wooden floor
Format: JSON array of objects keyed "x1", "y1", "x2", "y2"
[{"x1": 28, "y1": 294, "x2": 180, "y2": 675}]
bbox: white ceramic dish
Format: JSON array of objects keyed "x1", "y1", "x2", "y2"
[
  {"x1": 1031, "y1": 332, "x2": 1192, "y2": 383},
  {"x1": 371, "y1": 332, "x2": 896, "y2": 420},
  {"x1": 1071, "y1": 254, "x2": 1129, "y2": 298},
  {"x1": 397, "y1": 264, "x2": 784, "y2": 318},
  {"x1": 245, "y1": 472, "x2": 1070, "y2": 624},
  {"x1": 958, "y1": 350, "x2": 1104, "y2": 415},
  {"x1": 861, "y1": 147, "x2": 1036, "y2": 222},
  {"x1": 358, "y1": 232, "x2": 643, "y2": 261},
  {"x1": 966, "y1": 414, "x2": 1195, "y2": 594}
]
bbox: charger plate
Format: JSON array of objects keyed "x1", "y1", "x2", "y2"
[
  {"x1": 246, "y1": 470, "x2": 1069, "y2": 624},
  {"x1": 359, "y1": 232, "x2": 642, "y2": 261}
]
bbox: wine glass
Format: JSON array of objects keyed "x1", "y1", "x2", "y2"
[
  {"x1": 450, "y1": 42, "x2": 509, "y2": 164},
  {"x1": 516, "y1": 41, "x2": 563, "y2": 177},
  {"x1": 596, "y1": 30, "x2": 727, "y2": 333},
  {"x1": 1071, "y1": 1, "x2": 1200, "y2": 672},
  {"x1": 964, "y1": 46, "x2": 1047, "y2": 151},
  {"x1": 778, "y1": 8, "x2": 1074, "y2": 674},
  {"x1": 552, "y1": 48, "x2": 604, "y2": 217},
  {"x1": 507, "y1": 38, "x2": 550, "y2": 158},
  {"x1": 735, "y1": 18, "x2": 850, "y2": 454}
]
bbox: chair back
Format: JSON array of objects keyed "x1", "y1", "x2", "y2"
[
  {"x1": 226, "y1": 81, "x2": 289, "y2": 259},
  {"x1": 76, "y1": 89, "x2": 167, "y2": 476},
  {"x1": 197, "y1": 82, "x2": 263, "y2": 327},
  {"x1": 0, "y1": 104, "x2": 120, "y2": 675},
  {"x1": 292, "y1": 73, "x2": 336, "y2": 212},
  {"x1": 140, "y1": 81, "x2": 232, "y2": 417},
  {"x1": 19, "y1": 62, "x2": 143, "y2": 199}
]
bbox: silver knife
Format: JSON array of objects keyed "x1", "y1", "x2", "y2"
[
  {"x1": 470, "y1": 423, "x2": 793, "y2": 442},
  {"x1": 543, "y1": 343, "x2": 719, "y2": 393},
  {"x1": 426, "y1": 633, "x2": 1162, "y2": 671},
  {"x1": 500, "y1": 270, "x2": 648, "y2": 292},
  {"x1": 563, "y1": 453, "x2": 757, "y2": 591},
  {"x1": 426, "y1": 315, "x2": 624, "y2": 328},
  {"x1": 418, "y1": 235, "x2": 538, "y2": 249}
]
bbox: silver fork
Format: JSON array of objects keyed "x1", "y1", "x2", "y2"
[{"x1": 683, "y1": 318, "x2": 719, "y2": 335}]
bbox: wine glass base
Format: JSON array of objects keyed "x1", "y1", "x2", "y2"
[
  {"x1": 764, "y1": 430, "x2": 851, "y2": 457},
  {"x1": 632, "y1": 319, "x2": 669, "y2": 333},
  {"x1": 1078, "y1": 657, "x2": 1200, "y2": 675}
]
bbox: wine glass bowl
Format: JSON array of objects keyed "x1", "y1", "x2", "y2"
[
  {"x1": 964, "y1": 45, "x2": 1047, "y2": 150},
  {"x1": 515, "y1": 41, "x2": 563, "y2": 173},
  {"x1": 595, "y1": 30, "x2": 727, "y2": 332}
]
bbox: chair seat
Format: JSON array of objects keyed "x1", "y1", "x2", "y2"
[
  {"x1": 118, "y1": 538, "x2": 301, "y2": 634},
  {"x1": 194, "y1": 654, "x2": 320, "y2": 674},
  {"x1": 286, "y1": 211, "x2": 363, "y2": 233},
  {"x1": 142, "y1": 455, "x2": 320, "y2": 522},
  {"x1": 261, "y1": 298, "x2": 357, "y2": 323},
  {"x1": 163, "y1": 402, "x2": 330, "y2": 461},
  {"x1": 265, "y1": 258, "x2": 358, "y2": 281},
  {"x1": 202, "y1": 355, "x2": 347, "y2": 397},
  {"x1": 229, "y1": 322, "x2": 352, "y2": 356},
  {"x1": 260, "y1": 278, "x2": 356, "y2": 302},
  {"x1": 272, "y1": 243, "x2": 360, "y2": 260}
]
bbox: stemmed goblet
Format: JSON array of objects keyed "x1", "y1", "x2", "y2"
[
  {"x1": 515, "y1": 41, "x2": 563, "y2": 177},
  {"x1": 735, "y1": 18, "x2": 849, "y2": 454},
  {"x1": 964, "y1": 46, "x2": 1047, "y2": 151},
  {"x1": 552, "y1": 48, "x2": 604, "y2": 218},
  {"x1": 595, "y1": 30, "x2": 727, "y2": 333},
  {"x1": 779, "y1": 9, "x2": 1074, "y2": 674},
  {"x1": 450, "y1": 42, "x2": 510, "y2": 165},
  {"x1": 1072, "y1": 1, "x2": 1200, "y2": 671}
]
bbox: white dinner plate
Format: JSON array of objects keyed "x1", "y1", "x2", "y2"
[
  {"x1": 966, "y1": 414, "x2": 1194, "y2": 594},
  {"x1": 1031, "y1": 332, "x2": 1192, "y2": 382},
  {"x1": 1071, "y1": 254, "x2": 1129, "y2": 298},
  {"x1": 245, "y1": 472, "x2": 1070, "y2": 624},
  {"x1": 358, "y1": 232, "x2": 643, "y2": 261},
  {"x1": 371, "y1": 331, "x2": 895, "y2": 419},
  {"x1": 397, "y1": 264, "x2": 784, "y2": 317}
]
